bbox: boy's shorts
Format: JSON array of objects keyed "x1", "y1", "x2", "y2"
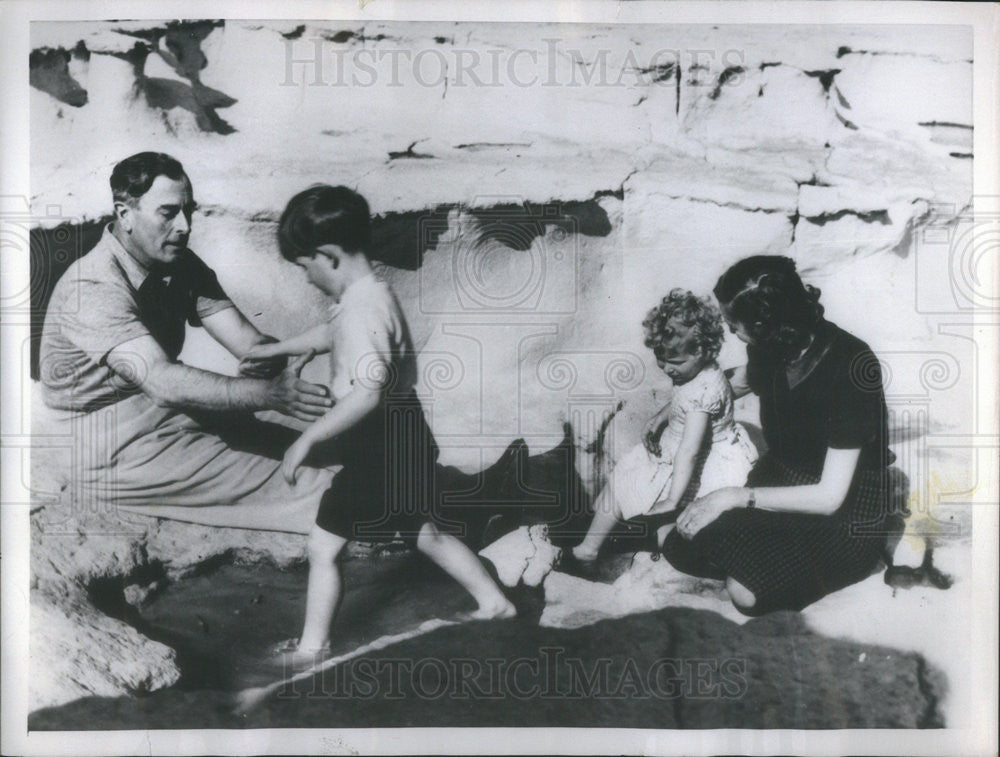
[{"x1": 315, "y1": 393, "x2": 439, "y2": 547}]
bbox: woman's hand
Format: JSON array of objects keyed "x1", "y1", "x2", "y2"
[
  {"x1": 676, "y1": 486, "x2": 747, "y2": 540},
  {"x1": 282, "y1": 436, "x2": 314, "y2": 485}
]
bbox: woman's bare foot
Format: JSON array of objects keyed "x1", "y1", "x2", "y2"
[
  {"x1": 458, "y1": 598, "x2": 517, "y2": 621},
  {"x1": 571, "y1": 544, "x2": 599, "y2": 562},
  {"x1": 656, "y1": 525, "x2": 671, "y2": 550}
]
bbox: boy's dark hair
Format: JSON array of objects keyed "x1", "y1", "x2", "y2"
[
  {"x1": 643, "y1": 288, "x2": 725, "y2": 362},
  {"x1": 278, "y1": 185, "x2": 371, "y2": 261},
  {"x1": 714, "y1": 255, "x2": 825, "y2": 362},
  {"x1": 110, "y1": 152, "x2": 188, "y2": 206}
]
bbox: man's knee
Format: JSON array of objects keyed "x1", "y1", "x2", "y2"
[
  {"x1": 726, "y1": 577, "x2": 757, "y2": 614},
  {"x1": 308, "y1": 526, "x2": 347, "y2": 565}
]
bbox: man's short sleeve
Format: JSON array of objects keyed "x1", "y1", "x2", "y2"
[
  {"x1": 179, "y1": 252, "x2": 235, "y2": 324},
  {"x1": 56, "y1": 277, "x2": 151, "y2": 363}
]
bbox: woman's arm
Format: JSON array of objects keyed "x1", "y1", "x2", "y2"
[
  {"x1": 753, "y1": 447, "x2": 861, "y2": 515},
  {"x1": 676, "y1": 446, "x2": 862, "y2": 539},
  {"x1": 724, "y1": 365, "x2": 752, "y2": 399},
  {"x1": 651, "y1": 410, "x2": 710, "y2": 511}
]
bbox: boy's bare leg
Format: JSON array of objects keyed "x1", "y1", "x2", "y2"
[
  {"x1": 571, "y1": 486, "x2": 620, "y2": 562},
  {"x1": 297, "y1": 526, "x2": 349, "y2": 653},
  {"x1": 416, "y1": 522, "x2": 516, "y2": 620}
]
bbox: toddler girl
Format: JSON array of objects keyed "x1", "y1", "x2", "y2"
[{"x1": 572, "y1": 289, "x2": 757, "y2": 561}]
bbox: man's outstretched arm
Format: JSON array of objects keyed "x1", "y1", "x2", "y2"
[
  {"x1": 200, "y1": 306, "x2": 289, "y2": 378},
  {"x1": 107, "y1": 335, "x2": 332, "y2": 421}
]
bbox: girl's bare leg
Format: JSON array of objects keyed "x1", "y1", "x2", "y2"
[{"x1": 571, "y1": 487, "x2": 621, "y2": 562}]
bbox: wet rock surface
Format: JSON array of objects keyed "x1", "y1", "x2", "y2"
[
  {"x1": 26, "y1": 425, "x2": 587, "y2": 712},
  {"x1": 29, "y1": 559, "x2": 942, "y2": 730},
  {"x1": 28, "y1": 506, "x2": 309, "y2": 710}
]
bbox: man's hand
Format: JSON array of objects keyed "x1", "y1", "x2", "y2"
[
  {"x1": 676, "y1": 487, "x2": 746, "y2": 540},
  {"x1": 282, "y1": 435, "x2": 313, "y2": 485},
  {"x1": 266, "y1": 351, "x2": 333, "y2": 421}
]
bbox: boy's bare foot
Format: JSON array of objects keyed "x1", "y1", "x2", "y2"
[
  {"x1": 235, "y1": 638, "x2": 331, "y2": 689},
  {"x1": 571, "y1": 545, "x2": 599, "y2": 563},
  {"x1": 457, "y1": 598, "x2": 517, "y2": 622},
  {"x1": 265, "y1": 638, "x2": 332, "y2": 675}
]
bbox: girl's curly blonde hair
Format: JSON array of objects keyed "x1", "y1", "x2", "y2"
[{"x1": 642, "y1": 288, "x2": 725, "y2": 362}]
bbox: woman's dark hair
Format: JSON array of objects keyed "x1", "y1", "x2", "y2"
[
  {"x1": 110, "y1": 152, "x2": 187, "y2": 206},
  {"x1": 643, "y1": 288, "x2": 725, "y2": 362},
  {"x1": 714, "y1": 255, "x2": 825, "y2": 362},
  {"x1": 278, "y1": 184, "x2": 371, "y2": 261}
]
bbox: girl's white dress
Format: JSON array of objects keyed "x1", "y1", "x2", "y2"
[{"x1": 611, "y1": 365, "x2": 758, "y2": 520}]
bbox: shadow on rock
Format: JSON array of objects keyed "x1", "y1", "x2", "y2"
[
  {"x1": 432, "y1": 422, "x2": 595, "y2": 551},
  {"x1": 371, "y1": 198, "x2": 614, "y2": 271},
  {"x1": 30, "y1": 47, "x2": 88, "y2": 107}
]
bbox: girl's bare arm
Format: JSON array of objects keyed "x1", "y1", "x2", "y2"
[{"x1": 652, "y1": 410, "x2": 710, "y2": 511}]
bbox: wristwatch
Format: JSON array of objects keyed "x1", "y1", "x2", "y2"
[{"x1": 746, "y1": 487, "x2": 757, "y2": 509}]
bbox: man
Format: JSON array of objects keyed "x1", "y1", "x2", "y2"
[{"x1": 39, "y1": 151, "x2": 334, "y2": 532}]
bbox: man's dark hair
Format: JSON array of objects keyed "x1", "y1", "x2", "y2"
[
  {"x1": 278, "y1": 185, "x2": 371, "y2": 261},
  {"x1": 110, "y1": 152, "x2": 188, "y2": 206}
]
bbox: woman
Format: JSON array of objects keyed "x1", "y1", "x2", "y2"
[{"x1": 662, "y1": 255, "x2": 894, "y2": 615}]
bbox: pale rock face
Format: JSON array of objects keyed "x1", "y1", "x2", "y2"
[
  {"x1": 834, "y1": 53, "x2": 972, "y2": 134},
  {"x1": 620, "y1": 186, "x2": 795, "y2": 384},
  {"x1": 31, "y1": 594, "x2": 180, "y2": 709},
  {"x1": 681, "y1": 64, "x2": 844, "y2": 150}
]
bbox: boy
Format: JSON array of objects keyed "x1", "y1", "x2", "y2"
[{"x1": 244, "y1": 185, "x2": 515, "y2": 668}]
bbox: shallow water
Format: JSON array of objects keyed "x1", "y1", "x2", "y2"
[{"x1": 135, "y1": 553, "x2": 490, "y2": 691}]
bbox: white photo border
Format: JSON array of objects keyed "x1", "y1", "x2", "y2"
[{"x1": 2, "y1": 1, "x2": 997, "y2": 755}]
